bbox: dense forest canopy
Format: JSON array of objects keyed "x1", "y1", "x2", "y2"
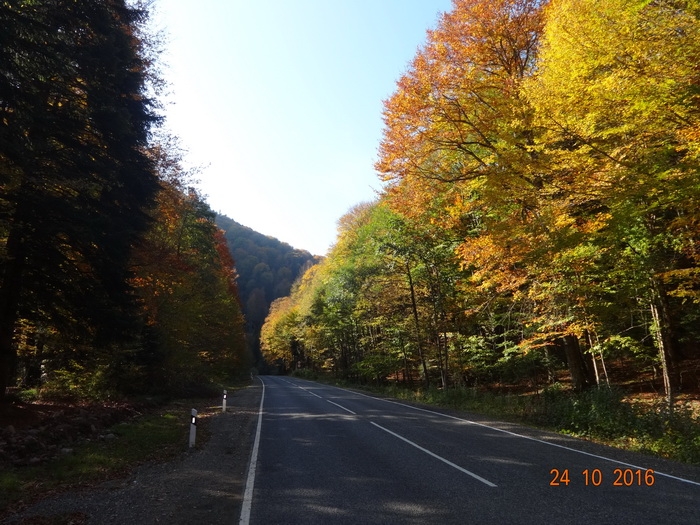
[
  {"x1": 0, "y1": 1, "x2": 247, "y2": 399},
  {"x1": 261, "y1": 0, "x2": 700, "y2": 409},
  {"x1": 2, "y1": 0, "x2": 699, "y2": 416}
]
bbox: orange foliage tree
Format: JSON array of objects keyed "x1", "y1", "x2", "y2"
[{"x1": 129, "y1": 145, "x2": 248, "y2": 394}]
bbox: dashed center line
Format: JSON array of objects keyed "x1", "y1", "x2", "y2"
[
  {"x1": 284, "y1": 379, "x2": 494, "y2": 486},
  {"x1": 304, "y1": 388, "x2": 323, "y2": 399},
  {"x1": 284, "y1": 379, "x2": 323, "y2": 398},
  {"x1": 326, "y1": 399, "x2": 356, "y2": 414},
  {"x1": 370, "y1": 421, "x2": 497, "y2": 487}
]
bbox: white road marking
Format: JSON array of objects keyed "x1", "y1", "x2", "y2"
[
  {"x1": 239, "y1": 377, "x2": 266, "y2": 525},
  {"x1": 304, "y1": 388, "x2": 323, "y2": 399},
  {"x1": 326, "y1": 400, "x2": 357, "y2": 414},
  {"x1": 285, "y1": 379, "x2": 323, "y2": 398},
  {"x1": 370, "y1": 421, "x2": 497, "y2": 487},
  {"x1": 285, "y1": 379, "x2": 494, "y2": 485},
  {"x1": 345, "y1": 387, "x2": 700, "y2": 487}
]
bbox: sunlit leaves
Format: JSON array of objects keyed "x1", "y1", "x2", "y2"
[
  {"x1": 258, "y1": 0, "x2": 700, "y2": 397},
  {"x1": 377, "y1": 0, "x2": 545, "y2": 203},
  {"x1": 370, "y1": 0, "x2": 700, "y2": 392},
  {"x1": 527, "y1": 0, "x2": 700, "y2": 316}
]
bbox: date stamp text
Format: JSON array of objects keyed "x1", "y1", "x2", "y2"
[{"x1": 550, "y1": 468, "x2": 655, "y2": 487}]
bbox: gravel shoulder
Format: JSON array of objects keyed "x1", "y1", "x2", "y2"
[{"x1": 2, "y1": 383, "x2": 262, "y2": 525}]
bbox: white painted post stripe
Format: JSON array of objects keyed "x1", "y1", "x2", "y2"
[
  {"x1": 188, "y1": 409, "x2": 197, "y2": 448},
  {"x1": 370, "y1": 421, "x2": 497, "y2": 487},
  {"x1": 239, "y1": 377, "x2": 266, "y2": 525}
]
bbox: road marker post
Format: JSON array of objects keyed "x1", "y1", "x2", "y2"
[
  {"x1": 189, "y1": 408, "x2": 197, "y2": 448},
  {"x1": 222, "y1": 389, "x2": 227, "y2": 412}
]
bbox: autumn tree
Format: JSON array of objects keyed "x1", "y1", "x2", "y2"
[
  {"x1": 376, "y1": 0, "x2": 544, "y2": 194},
  {"x1": 260, "y1": 296, "x2": 298, "y2": 371},
  {"x1": 374, "y1": 0, "x2": 593, "y2": 385},
  {"x1": 216, "y1": 214, "x2": 317, "y2": 369},
  {"x1": 526, "y1": 0, "x2": 700, "y2": 405},
  {"x1": 260, "y1": 204, "x2": 380, "y2": 378},
  {"x1": 129, "y1": 149, "x2": 248, "y2": 394},
  {"x1": 0, "y1": 0, "x2": 160, "y2": 400},
  {"x1": 264, "y1": 0, "x2": 699, "y2": 402},
  {"x1": 261, "y1": 201, "x2": 472, "y2": 386}
]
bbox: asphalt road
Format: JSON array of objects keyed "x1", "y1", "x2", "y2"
[{"x1": 242, "y1": 376, "x2": 700, "y2": 525}]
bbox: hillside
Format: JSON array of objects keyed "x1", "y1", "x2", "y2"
[{"x1": 215, "y1": 215, "x2": 319, "y2": 368}]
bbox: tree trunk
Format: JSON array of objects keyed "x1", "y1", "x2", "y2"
[
  {"x1": 649, "y1": 277, "x2": 679, "y2": 411},
  {"x1": 401, "y1": 342, "x2": 411, "y2": 385},
  {"x1": 580, "y1": 339, "x2": 598, "y2": 386},
  {"x1": 545, "y1": 346, "x2": 556, "y2": 384},
  {"x1": 560, "y1": 335, "x2": 591, "y2": 392},
  {"x1": 22, "y1": 332, "x2": 44, "y2": 388},
  {"x1": 434, "y1": 329, "x2": 446, "y2": 389},
  {"x1": 586, "y1": 329, "x2": 610, "y2": 387},
  {"x1": 0, "y1": 225, "x2": 26, "y2": 401},
  {"x1": 442, "y1": 329, "x2": 449, "y2": 389},
  {"x1": 406, "y1": 262, "x2": 429, "y2": 387}
]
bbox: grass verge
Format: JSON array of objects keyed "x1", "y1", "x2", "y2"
[
  {"x1": 0, "y1": 399, "x2": 212, "y2": 516},
  {"x1": 394, "y1": 384, "x2": 700, "y2": 464}
]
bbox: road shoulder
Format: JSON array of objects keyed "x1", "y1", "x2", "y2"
[{"x1": 2, "y1": 383, "x2": 262, "y2": 525}]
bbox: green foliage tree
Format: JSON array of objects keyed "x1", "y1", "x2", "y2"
[
  {"x1": 261, "y1": 201, "x2": 479, "y2": 387},
  {"x1": 130, "y1": 174, "x2": 247, "y2": 394}
]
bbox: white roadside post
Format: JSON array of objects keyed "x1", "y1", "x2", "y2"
[
  {"x1": 189, "y1": 408, "x2": 197, "y2": 448},
  {"x1": 222, "y1": 389, "x2": 227, "y2": 412}
]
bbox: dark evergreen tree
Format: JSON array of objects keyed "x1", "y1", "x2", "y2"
[{"x1": 0, "y1": 0, "x2": 160, "y2": 399}]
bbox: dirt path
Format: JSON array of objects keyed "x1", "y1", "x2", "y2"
[{"x1": 2, "y1": 383, "x2": 262, "y2": 525}]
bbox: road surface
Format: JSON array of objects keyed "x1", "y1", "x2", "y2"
[{"x1": 241, "y1": 376, "x2": 700, "y2": 524}]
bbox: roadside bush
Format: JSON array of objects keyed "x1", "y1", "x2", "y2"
[
  {"x1": 630, "y1": 402, "x2": 700, "y2": 463},
  {"x1": 291, "y1": 369, "x2": 320, "y2": 381},
  {"x1": 315, "y1": 377, "x2": 700, "y2": 465},
  {"x1": 533, "y1": 385, "x2": 637, "y2": 439},
  {"x1": 39, "y1": 362, "x2": 113, "y2": 402}
]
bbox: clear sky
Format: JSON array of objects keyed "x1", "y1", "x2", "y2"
[{"x1": 150, "y1": 0, "x2": 452, "y2": 256}]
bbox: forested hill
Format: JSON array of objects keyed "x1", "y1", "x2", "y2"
[{"x1": 215, "y1": 215, "x2": 319, "y2": 367}]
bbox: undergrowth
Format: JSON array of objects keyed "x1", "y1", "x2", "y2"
[{"x1": 0, "y1": 400, "x2": 206, "y2": 516}]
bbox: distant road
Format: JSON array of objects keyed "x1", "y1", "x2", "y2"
[{"x1": 241, "y1": 376, "x2": 700, "y2": 525}]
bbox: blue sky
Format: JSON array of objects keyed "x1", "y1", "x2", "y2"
[{"x1": 151, "y1": 0, "x2": 452, "y2": 255}]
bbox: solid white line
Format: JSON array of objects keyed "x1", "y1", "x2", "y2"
[
  {"x1": 326, "y1": 399, "x2": 357, "y2": 414},
  {"x1": 348, "y1": 388, "x2": 700, "y2": 487},
  {"x1": 304, "y1": 388, "x2": 323, "y2": 399},
  {"x1": 370, "y1": 421, "x2": 497, "y2": 487},
  {"x1": 287, "y1": 379, "x2": 323, "y2": 398},
  {"x1": 239, "y1": 377, "x2": 266, "y2": 525}
]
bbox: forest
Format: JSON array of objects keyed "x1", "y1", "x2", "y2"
[
  {"x1": 0, "y1": 0, "x2": 248, "y2": 400},
  {"x1": 261, "y1": 0, "x2": 700, "y2": 419},
  {"x1": 1, "y1": 0, "x2": 699, "y2": 463},
  {"x1": 215, "y1": 215, "x2": 318, "y2": 369}
]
